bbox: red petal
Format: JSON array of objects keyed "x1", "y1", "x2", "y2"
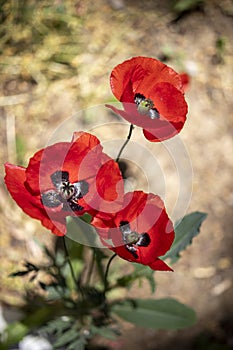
[
  {"x1": 148, "y1": 82, "x2": 188, "y2": 123},
  {"x1": 93, "y1": 191, "x2": 175, "y2": 269},
  {"x1": 4, "y1": 163, "x2": 66, "y2": 236},
  {"x1": 180, "y1": 72, "x2": 190, "y2": 92},
  {"x1": 83, "y1": 158, "x2": 124, "y2": 214},
  {"x1": 136, "y1": 66, "x2": 183, "y2": 97},
  {"x1": 149, "y1": 258, "x2": 173, "y2": 271},
  {"x1": 106, "y1": 82, "x2": 187, "y2": 137},
  {"x1": 143, "y1": 120, "x2": 184, "y2": 142},
  {"x1": 26, "y1": 132, "x2": 103, "y2": 194},
  {"x1": 110, "y1": 56, "x2": 183, "y2": 103}
]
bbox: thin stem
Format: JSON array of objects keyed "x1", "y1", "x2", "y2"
[
  {"x1": 104, "y1": 253, "x2": 117, "y2": 294},
  {"x1": 116, "y1": 124, "x2": 134, "y2": 163},
  {"x1": 86, "y1": 248, "x2": 96, "y2": 286},
  {"x1": 62, "y1": 236, "x2": 78, "y2": 289}
]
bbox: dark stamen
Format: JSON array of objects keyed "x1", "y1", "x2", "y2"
[
  {"x1": 134, "y1": 93, "x2": 160, "y2": 120},
  {"x1": 136, "y1": 233, "x2": 151, "y2": 247},
  {"x1": 67, "y1": 200, "x2": 84, "y2": 212},
  {"x1": 134, "y1": 93, "x2": 146, "y2": 105},
  {"x1": 73, "y1": 180, "x2": 89, "y2": 199},
  {"x1": 59, "y1": 182, "x2": 75, "y2": 200},
  {"x1": 41, "y1": 190, "x2": 61, "y2": 208},
  {"x1": 119, "y1": 221, "x2": 150, "y2": 258},
  {"x1": 44, "y1": 171, "x2": 89, "y2": 213},
  {"x1": 125, "y1": 245, "x2": 138, "y2": 258},
  {"x1": 51, "y1": 170, "x2": 69, "y2": 188}
]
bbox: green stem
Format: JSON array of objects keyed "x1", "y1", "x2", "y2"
[
  {"x1": 62, "y1": 236, "x2": 81, "y2": 292},
  {"x1": 116, "y1": 124, "x2": 134, "y2": 163},
  {"x1": 86, "y1": 248, "x2": 96, "y2": 286},
  {"x1": 104, "y1": 253, "x2": 117, "y2": 294}
]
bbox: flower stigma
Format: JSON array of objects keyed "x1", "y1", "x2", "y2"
[
  {"x1": 41, "y1": 170, "x2": 89, "y2": 212},
  {"x1": 134, "y1": 93, "x2": 160, "y2": 120}
]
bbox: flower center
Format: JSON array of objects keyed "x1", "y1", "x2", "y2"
[
  {"x1": 59, "y1": 181, "x2": 75, "y2": 200},
  {"x1": 134, "y1": 93, "x2": 160, "y2": 120},
  {"x1": 41, "y1": 170, "x2": 89, "y2": 212},
  {"x1": 119, "y1": 220, "x2": 151, "y2": 259}
]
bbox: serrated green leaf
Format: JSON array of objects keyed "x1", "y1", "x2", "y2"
[
  {"x1": 112, "y1": 298, "x2": 196, "y2": 329},
  {"x1": 53, "y1": 328, "x2": 80, "y2": 348},
  {"x1": 161, "y1": 211, "x2": 207, "y2": 263},
  {"x1": 41, "y1": 317, "x2": 72, "y2": 336},
  {"x1": 1, "y1": 306, "x2": 60, "y2": 348},
  {"x1": 66, "y1": 337, "x2": 87, "y2": 350},
  {"x1": 116, "y1": 264, "x2": 156, "y2": 293},
  {"x1": 91, "y1": 325, "x2": 118, "y2": 340},
  {"x1": 46, "y1": 285, "x2": 63, "y2": 301}
]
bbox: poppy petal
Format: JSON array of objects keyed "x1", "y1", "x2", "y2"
[
  {"x1": 4, "y1": 163, "x2": 66, "y2": 236},
  {"x1": 148, "y1": 258, "x2": 173, "y2": 271},
  {"x1": 147, "y1": 82, "x2": 188, "y2": 123},
  {"x1": 143, "y1": 120, "x2": 185, "y2": 142},
  {"x1": 83, "y1": 158, "x2": 124, "y2": 214},
  {"x1": 110, "y1": 56, "x2": 183, "y2": 103},
  {"x1": 92, "y1": 191, "x2": 175, "y2": 271},
  {"x1": 25, "y1": 132, "x2": 105, "y2": 194},
  {"x1": 180, "y1": 72, "x2": 190, "y2": 92}
]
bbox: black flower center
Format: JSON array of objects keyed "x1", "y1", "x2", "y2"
[
  {"x1": 134, "y1": 93, "x2": 160, "y2": 120},
  {"x1": 119, "y1": 220, "x2": 151, "y2": 259},
  {"x1": 41, "y1": 170, "x2": 89, "y2": 212}
]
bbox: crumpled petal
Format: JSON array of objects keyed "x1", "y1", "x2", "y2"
[
  {"x1": 5, "y1": 132, "x2": 124, "y2": 236},
  {"x1": 109, "y1": 56, "x2": 188, "y2": 142},
  {"x1": 92, "y1": 191, "x2": 174, "y2": 271},
  {"x1": 4, "y1": 163, "x2": 67, "y2": 236}
]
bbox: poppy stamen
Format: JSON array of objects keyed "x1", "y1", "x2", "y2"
[
  {"x1": 134, "y1": 93, "x2": 160, "y2": 120},
  {"x1": 119, "y1": 221, "x2": 150, "y2": 258},
  {"x1": 42, "y1": 171, "x2": 89, "y2": 212}
]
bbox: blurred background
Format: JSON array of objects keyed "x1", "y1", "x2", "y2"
[{"x1": 0, "y1": 0, "x2": 233, "y2": 349}]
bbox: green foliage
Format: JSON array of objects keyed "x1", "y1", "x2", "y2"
[
  {"x1": 90, "y1": 325, "x2": 119, "y2": 340},
  {"x1": 116, "y1": 263, "x2": 156, "y2": 293},
  {"x1": 112, "y1": 298, "x2": 196, "y2": 329},
  {"x1": 4, "y1": 210, "x2": 208, "y2": 347},
  {"x1": 172, "y1": 0, "x2": 205, "y2": 13},
  {"x1": 161, "y1": 211, "x2": 207, "y2": 263},
  {"x1": 214, "y1": 36, "x2": 227, "y2": 63},
  {"x1": 0, "y1": 305, "x2": 60, "y2": 349},
  {"x1": 66, "y1": 216, "x2": 99, "y2": 247},
  {"x1": 16, "y1": 134, "x2": 27, "y2": 166}
]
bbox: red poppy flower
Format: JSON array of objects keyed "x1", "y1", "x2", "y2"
[
  {"x1": 107, "y1": 56, "x2": 188, "y2": 142},
  {"x1": 92, "y1": 191, "x2": 174, "y2": 271},
  {"x1": 5, "y1": 132, "x2": 124, "y2": 236}
]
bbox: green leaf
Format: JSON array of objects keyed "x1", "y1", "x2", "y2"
[
  {"x1": 91, "y1": 325, "x2": 118, "y2": 340},
  {"x1": 112, "y1": 298, "x2": 196, "y2": 329},
  {"x1": 41, "y1": 317, "x2": 72, "y2": 336},
  {"x1": 41, "y1": 284, "x2": 64, "y2": 301},
  {"x1": 66, "y1": 337, "x2": 87, "y2": 350},
  {"x1": 66, "y1": 216, "x2": 98, "y2": 247},
  {"x1": 173, "y1": 0, "x2": 204, "y2": 13},
  {"x1": 53, "y1": 327, "x2": 80, "y2": 348},
  {"x1": 161, "y1": 211, "x2": 207, "y2": 263},
  {"x1": 0, "y1": 322, "x2": 29, "y2": 349},
  {"x1": 1, "y1": 306, "x2": 60, "y2": 348},
  {"x1": 116, "y1": 264, "x2": 156, "y2": 293}
]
